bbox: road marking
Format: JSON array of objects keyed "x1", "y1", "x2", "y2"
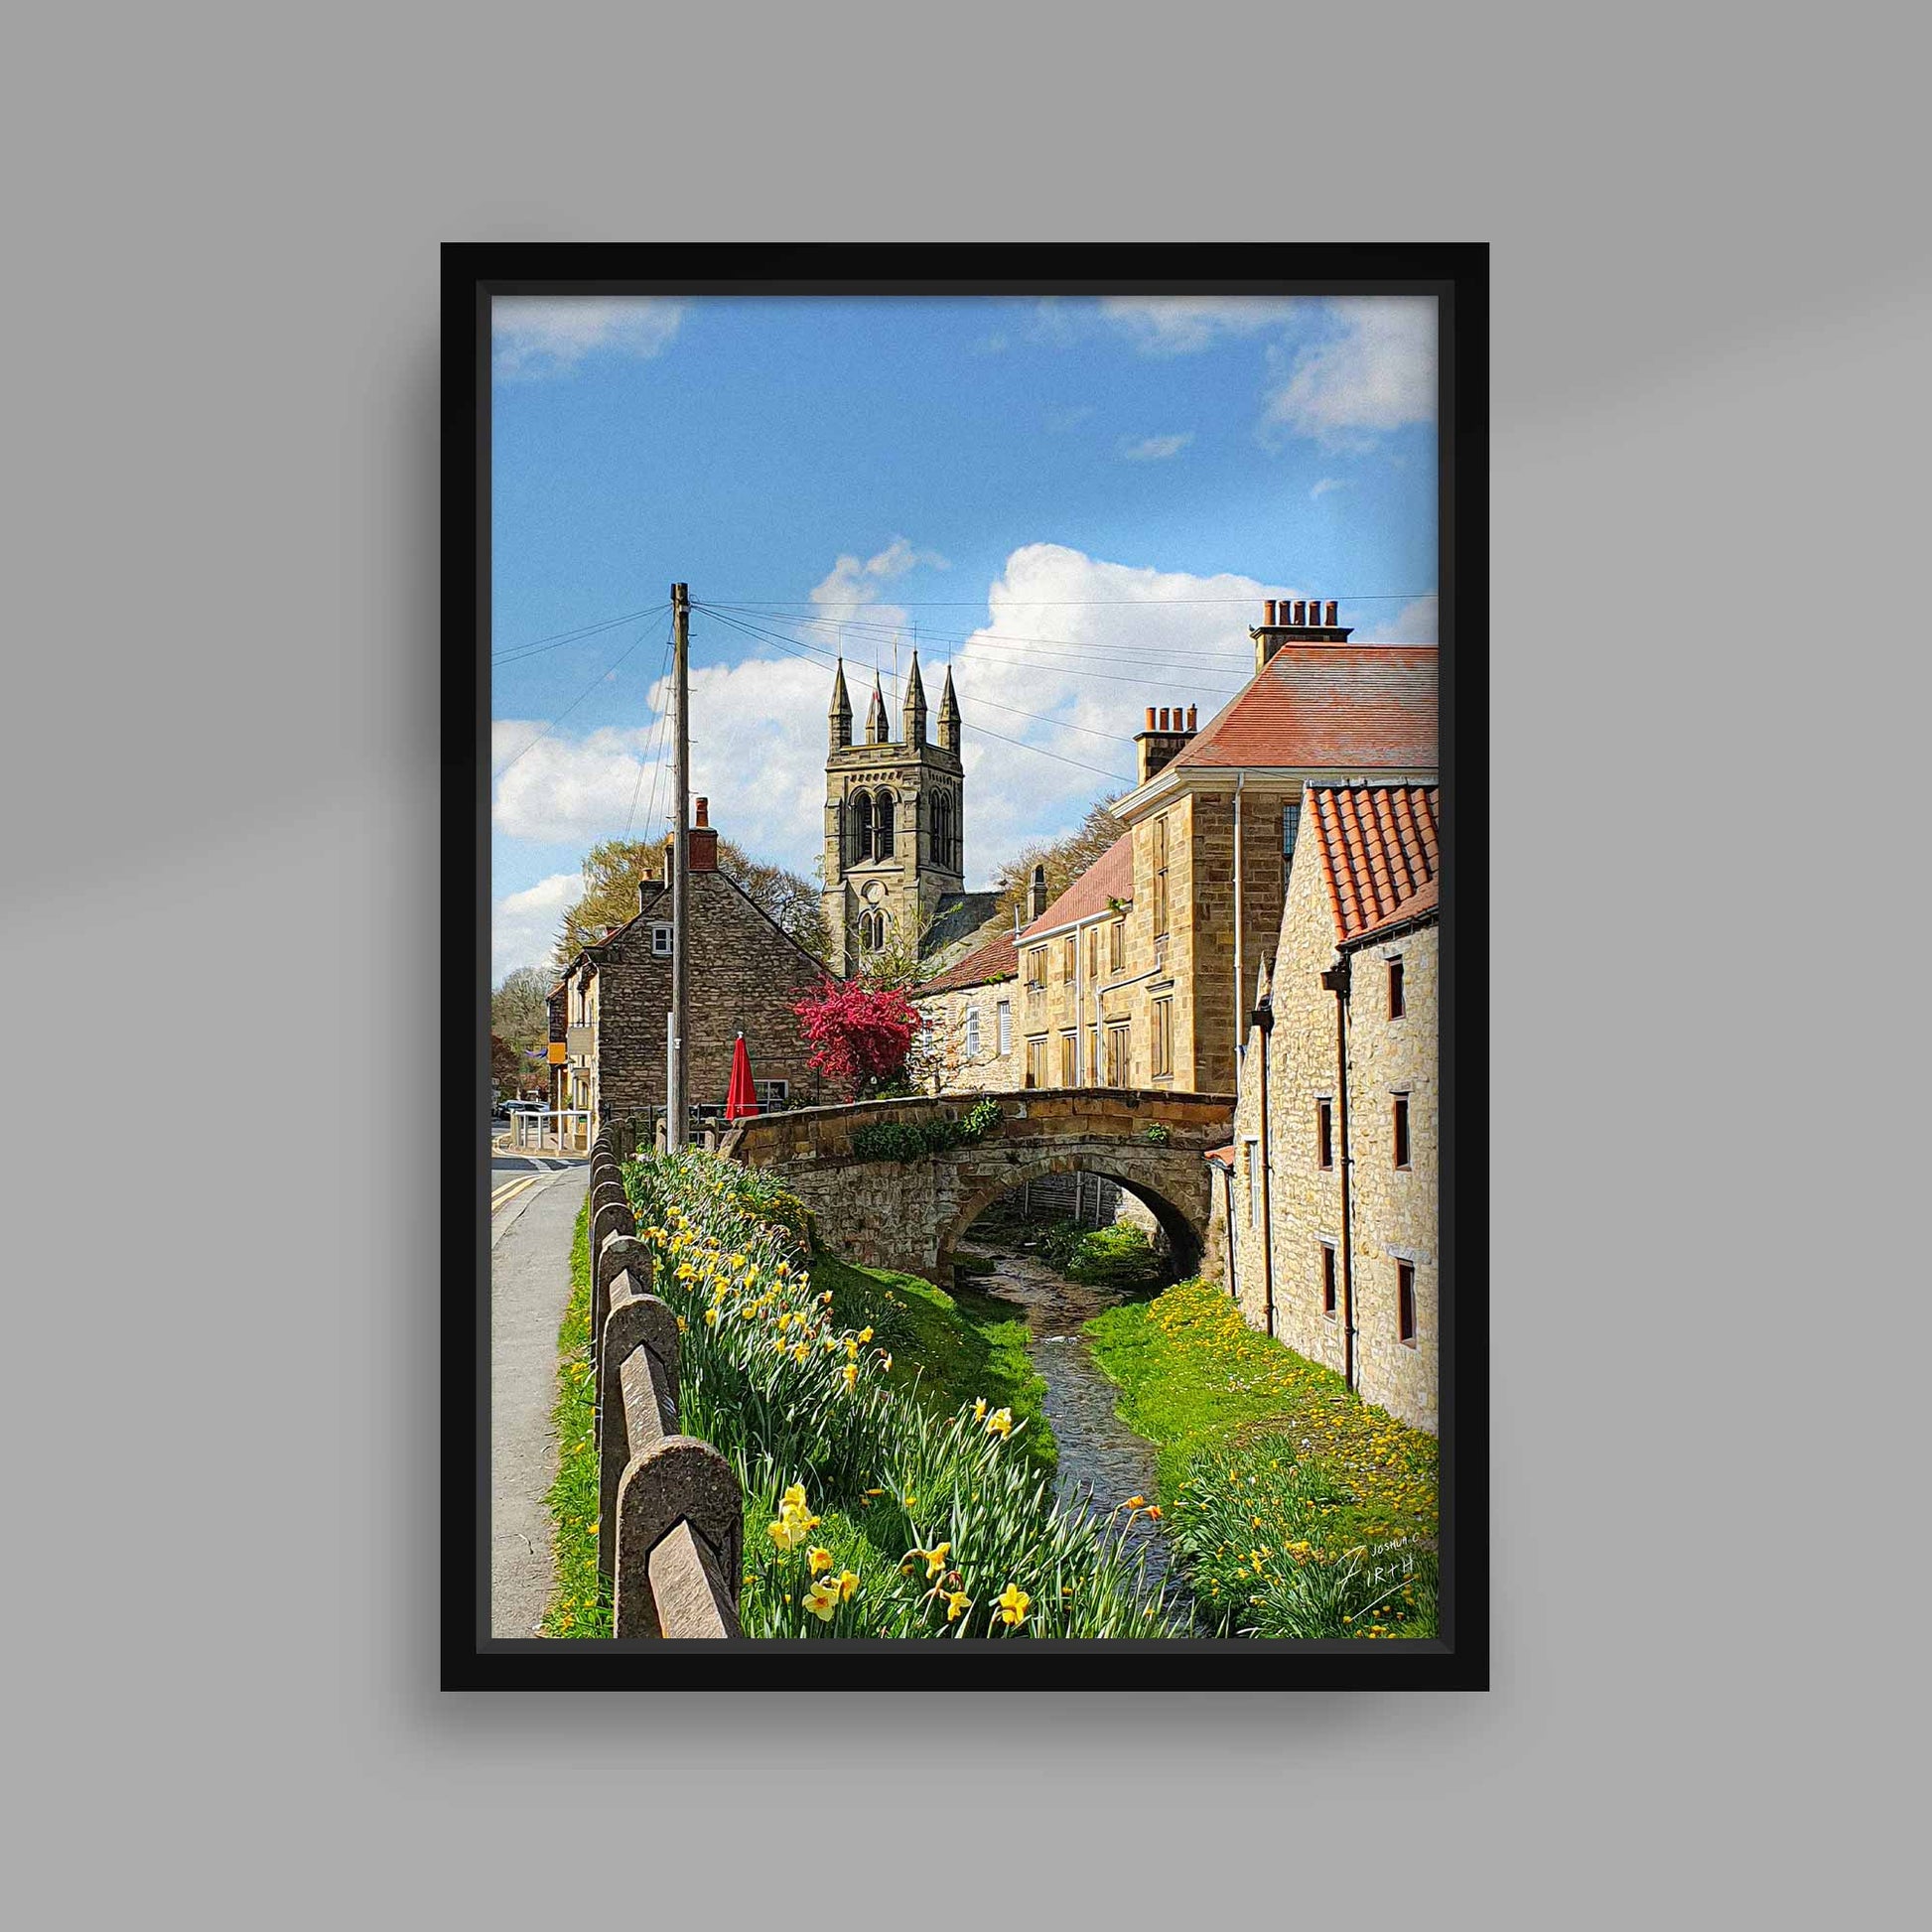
[{"x1": 491, "y1": 1174, "x2": 541, "y2": 1212}]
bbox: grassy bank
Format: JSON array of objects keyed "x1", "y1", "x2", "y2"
[
  {"x1": 1086, "y1": 1278, "x2": 1440, "y2": 1639},
  {"x1": 811, "y1": 1254, "x2": 1052, "y2": 1473},
  {"x1": 543, "y1": 1151, "x2": 1176, "y2": 1638},
  {"x1": 540, "y1": 1200, "x2": 610, "y2": 1637}
]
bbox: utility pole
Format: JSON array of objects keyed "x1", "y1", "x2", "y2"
[{"x1": 666, "y1": 582, "x2": 690, "y2": 1151}]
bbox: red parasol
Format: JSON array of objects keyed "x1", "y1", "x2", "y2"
[{"x1": 725, "y1": 1032, "x2": 759, "y2": 1120}]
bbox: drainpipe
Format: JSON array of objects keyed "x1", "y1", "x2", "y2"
[
  {"x1": 1250, "y1": 990, "x2": 1276, "y2": 1336},
  {"x1": 1231, "y1": 773, "x2": 1245, "y2": 1081},
  {"x1": 1320, "y1": 953, "x2": 1356, "y2": 1390},
  {"x1": 1221, "y1": 1162, "x2": 1238, "y2": 1297}
]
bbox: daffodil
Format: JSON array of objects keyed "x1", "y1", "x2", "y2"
[
  {"x1": 996, "y1": 1584, "x2": 1030, "y2": 1627},
  {"x1": 944, "y1": 1589, "x2": 972, "y2": 1622},
  {"x1": 837, "y1": 1570, "x2": 859, "y2": 1601},
  {"x1": 843, "y1": 1362, "x2": 858, "y2": 1392},
  {"x1": 858, "y1": 1326, "x2": 874, "y2": 1343},
  {"x1": 973, "y1": 1398, "x2": 988, "y2": 1422},
  {"x1": 807, "y1": 1546, "x2": 833, "y2": 1575},
  {"x1": 985, "y1": 1408, "x2": 1014, "y2": 1439},
  {"x1": 802, "y1": 1578, "x2": 839, "y2": 1621},
  {"x1": 913, "y1": 1542, "x2": 951, "y2": 1580},
  {"x1": 780, "y1": 1482, "x2": 808, "y2": 1516}
]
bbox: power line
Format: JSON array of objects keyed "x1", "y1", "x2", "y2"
[
  {"x1": 706, "y1": 593, "x2": 1433, "y2": 607},
  {"x1": 492, "y1": 603, "x2": 667, "y2": 664},
  {"x1": 623, "y1": 631, "x2": 676, "y2": 841},
  {"x1": 491, "y1": 621, "x2": 654, "y2": 779}
]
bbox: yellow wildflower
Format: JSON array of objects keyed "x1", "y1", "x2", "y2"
[
  {"x1": 973, "y1": 1398, "x2": 988, "y2": 1421},
  {"x1": 802, "y1": 1578, "x2": 839, "y2": 1621},
  {"x1": 985, "y1": 1408, "x2": 1014, "y2": 1439},
  {"x1": 807, "y1": 1547, "x2": 833, "y2": 1575},
  {"x1": 944, "y1": 1589, "x2": 972, "y2": 1622},
  {"x1": 914, "y1": 1543, "x2": 951, "y2": 1580},
  {"x1": 838, "y1": 1570, "x2": 860, "y2": 1601},
  {"x1": 996, "y1": 1584, "x2": 1030, "y2": 1628},
  {"x1": 843, "y1": 1362, "x2": 858, "y2": 1392},
  {"x1": 858, "y1": 1326, "x2": 874, "y2": 1343}
]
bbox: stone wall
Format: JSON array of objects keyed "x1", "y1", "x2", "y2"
[{"x1": 914, "y1": 977, "x2": 1022, "y2": 1094}]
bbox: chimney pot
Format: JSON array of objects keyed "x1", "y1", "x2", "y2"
[
  {"x1": 1265, "y1": 599, "x2": 1278, "y2": 625},
  {"x1": 1145, "y1": 706, "x2": 1156, "y2": 730},
  {"x1": 694, "y1": 796, "x2": 709, "y2": 828},
  {"x1": 1295, "y1": 600, "x2": 1309, "y2": 624},
  {"x1": 1324, "y1": 600, "x2": 1338, "y2": 625},
  {"x1": 1158, "y1": 707, "x2": 1169, "y2": 730},
  {"x1": 1187, "y1": 704, "x2": 1197, "y2": 730}
]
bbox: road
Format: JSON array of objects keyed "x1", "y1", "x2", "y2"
[{"x1": 487, "y1": 1135, "x2": 588, "y2": 1638}]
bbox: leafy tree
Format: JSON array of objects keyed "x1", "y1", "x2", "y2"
[
  {"x1": 984, "y1": 796, "x2": 1126, "y2": 931},
  {"x1": 792, "y1": 977, "x2": 918, "y2": 1099},
  {"x1": 490, "y1": 965, "x2": 553, "y2": 1090},
  {"x1": 489, "y1": 1033, "x2": 521, "y2": 1101},
  {"x1": 553, "y1": 837, "x2": 828, "y2": 966}
]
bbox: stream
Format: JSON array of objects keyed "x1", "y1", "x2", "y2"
[{"x1": 965, "y1": 1245, "x2": 1179, "y2": 1596}]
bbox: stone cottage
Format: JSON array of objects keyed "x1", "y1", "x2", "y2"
[
  {"x1": 548, "y1": 797, "x2": 832, "y2": 1140},
  {"x1": 1212, "y1": 779, "x2": 1441, "y2": 1433}
]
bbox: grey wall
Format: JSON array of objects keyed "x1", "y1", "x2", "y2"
[{"x1": 2, "y1": 4, "x2": 1920, "y2": 1925}]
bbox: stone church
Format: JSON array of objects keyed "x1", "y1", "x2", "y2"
[{"x1": 820, "y1": 652, "x2": 1000, "y2": 978}]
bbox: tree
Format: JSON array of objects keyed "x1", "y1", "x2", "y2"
[
  {"x1": 490, "y1": 965, "x2": 553, "y2": 1093},
  {"x1": 489, "y1": 1033, "x2": 520, "y2": 1101},
  {"x1": 553, "y1": 836, "x2": 829, "y2": 967},
  {"x1": 984, "y1": 796, "x2": 1127, "y2": 931},
  {"x1": 792, "y1": 977, "x2": 918, "y2": 1099}
]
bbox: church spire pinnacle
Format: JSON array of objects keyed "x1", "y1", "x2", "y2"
[
  {"x1": 901, "y1": 648, "x2": 927, "y2": 745},
  {"x1": 937, "y1": 663, "x2": 961, "y2": 756},
  {"x1": 865, "y1": 673, "x2": 889, "y2": 745},
  {"x1": 828, "y1": 656, "x2": 852, "y2": 749}
]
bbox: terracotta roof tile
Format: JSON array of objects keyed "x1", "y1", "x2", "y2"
[
  {"x1": 1307, "y1": 782, "x2": 1441, "y2": 944},
  {"x1": 916, "y1": 929, "x2": 1019, "y2": 997},
  {"x1": 1017, "y1": 833, "x2": 1135, "y2": 942},
  {"x1": 1173, "y1": 644, "x2": 1437, "y2": 772}
]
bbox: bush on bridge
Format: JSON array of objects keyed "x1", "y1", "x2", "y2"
[
  {"x1": 849, "y1": 1095, "x2": 1003, "y2": 1165},
  {"x1": 620, "y1": 1149, "x2": 1178, "y2": 1639}
]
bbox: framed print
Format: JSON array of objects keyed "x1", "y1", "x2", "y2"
[{"x1": 444, "y1": 244, "x2": 1488, "y2": 1689}]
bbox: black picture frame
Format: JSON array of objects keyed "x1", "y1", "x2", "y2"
[{"x1": 443, "y1": 243, "x2": 1488, "y2": 1691}]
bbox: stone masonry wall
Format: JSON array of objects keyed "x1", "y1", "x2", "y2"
[{"x1": 915, "y1": 977, "x2": 1022, "y2": 1094}]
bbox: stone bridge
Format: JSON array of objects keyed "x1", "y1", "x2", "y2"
[{"x1": 719, "y1": 1089, "x2": 1234, "y2": 1285}]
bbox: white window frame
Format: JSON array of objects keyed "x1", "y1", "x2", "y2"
[
  {"x1": 996, "y1": 1000, "x2": 1012, "y2": 1054},
  {"x1": 965, "y1": 1006, "x2": 981, "y2": 1058},
  {"x1": 650, "y1": 922, "x2": 673, "y2": 957}
]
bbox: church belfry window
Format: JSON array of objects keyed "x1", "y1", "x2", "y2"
[
  {"x1": 853, "y1": 791, "x2": 874, "y2": 861},
  {"x1": 876, "y1": 790, "x2": 896, "y2": 859}
]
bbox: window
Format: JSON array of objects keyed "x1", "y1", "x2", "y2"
[
  {"x1": 1317, "y1": 1097, "x2": 1334, "y2": 1170},
  {"x1": 1059, "y1": 1031, "x2": 1077, "y2": 1086},
  {"x1": 1105, "y1": 1023, "x2": 1131, "y2": 1087},
  {"x1": 1061, "y1": 935, "x2": 1077, "y2": 983},
  {"x1": 932, "y1": 791, "x2": 951, "y2": 867},
  {"x1": 1108, "y1": 917, "x2": 1125, "y2": 973},
  {"x1": 1393, "y1": 1094, "x2": 1411, "y2": 1170},
  {"x1": 1151, "y1": 814, "x2": 1170, "y2": 936},
  {"x1": 853, "y1": 791, "x2": 874, "y2": 860},
  {"x1": 1282, "y1": 801, "x2": 1302, "y2": 891},
  {"x1": 965, "y1": 1006, "x2": 981, "y2": 1058},
  {"x1": 1397, "y1": 1261, "x2": 1417, "y2": 1346},
  {"x1": 650, "y1": 922, "x2": 672, "y2": 957},
  {"x1": 1244, "y1": 1140, "x2": 1261, "y2": 1228},
  {"x1": 757, "y1": 1079, "x2": 789, "y2": 1108},
  {"x1": 858, "y1": 909, "x2": 885, "y2": 952},
  {"x1": 1090, "y1": 1025, "x2": 1101, "y2": 1082},
  {"x1": 1025, "y1": 1035, "x2": 1047, "y2": 1089},
  {"x1": 1151, "y1": 996, "x2": 1173, "y2": 1078},
  {"x1": 1321, "y1": 1241, "x2": 1337, "y2": 1317},
  {"x1": 876, "y1": 790, "x2": 896, "y2": 859},
  {"x1": 1388, "y1": 956, "x2": 1405, "y2": 1020},
  {"x1": 1086, "y1": 926, "x2": 1099, "y2": 980},
  {"x1": 1026, "y1": 947, "x2": 1046, "y2": 990},
  {"x1": 996, "y1": 1001, "x2": 1011, "y2": 1054}
]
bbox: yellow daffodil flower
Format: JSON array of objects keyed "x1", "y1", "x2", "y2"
[
  {"x1": 780, "y1": 1483, "x2": 808, "y2": 1516},
  {"x1": 986, "y1": 1408, "x2": 1014, "y2": 1439},
  {"x1": 879, "y1": 1352, "x2": 893, "y2": 1371},
  {"x1": 973, "y1": 1398, "x2": 988, "y2": 1422},
  {"x1": 704, "y1": 1308, "x2": 719, "y2": 1327},
  {"x1": 842, "y1": 1362, "x2": 858, "y2": 1392},
  {"x1": 944, "y1": 1589, "x2": 972, "y2": 1622},
  {"x1": 802, "y1": 1579, "x2": 839, "y2": 1621},
  {"x1": 837, "y1": 1570, "x2": 859, "y2": 1601},
  {"x1": 858, "y1": 1326, "x2": 874, "y2": 1343},
  {"x1": 807, "y1": 1547, "x2": 833, "y2": 1575},
  {"x1": 915, "y1": 1543, "x2": 951, "y2": 1580},
  {"x1": 996, "y1": 1584, "x2": 1030, "y2": 1627}
]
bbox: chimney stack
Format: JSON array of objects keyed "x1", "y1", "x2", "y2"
[
  {"x1": 688, "y1": 795, "x2": 719, "y2": 873},
  {"x1": 1250, "y1": 592, "x2": 1354, "y2": 670},
  {"x1": 1135, "y1": 698, "x2": 1199, "y2": 782},
  {"x1": 1028, "y1": 864, "x2": 1049, "y2": 921}
]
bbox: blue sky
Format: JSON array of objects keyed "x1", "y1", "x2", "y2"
[{"x1": 491, "y1": 295, "x2": 1438, "y2": 980}]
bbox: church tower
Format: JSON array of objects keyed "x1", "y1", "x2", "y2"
[{"x1": 822, "y1": 650, "x2": 965, "y2": 975}]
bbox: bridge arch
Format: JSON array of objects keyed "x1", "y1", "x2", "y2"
[{"x1": 939, "y1": 1152, "x2": 1204, "y2": 1285}]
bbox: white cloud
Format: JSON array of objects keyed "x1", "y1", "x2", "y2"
[
  {"x1": 491, "y1": 298, "x2": 686, "y2": 379},
  {"x1": 1097, "y1": 296, "x2": 1302, "y2": 355},
  {"x1": 1263, "y1": 298, "x2": 1437, "y2": 442},
  {"x1": 1119, "y1": 432, "x2": 1194, "y2": 462},
  {"x1": 493, "y1": 871, "x2": 582, "y2": 982},
  {"x1": 808, "y1": 535, "x2": 948, "y2": 643},
  {"x1": 1365, "y1": 592, "x2": 1439, "y2": 643},
  {"x1": 1310, "y1": 477, "x2": 1345, "y2": 499}
]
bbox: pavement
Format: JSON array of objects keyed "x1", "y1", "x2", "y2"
[{"x1": 488, "y1": 1147, "x2": 589, "y2": 1639}]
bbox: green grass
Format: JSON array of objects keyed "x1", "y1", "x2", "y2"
[
  {"x1": 539, "y1": 1200, "x2": 611, "y2": 1638},
  {"x1": 810, "y1": 1253, "x2": 1053, "y2": 1473},
  {"x1": 1085, "y1": 1278, "x2": 1440, "y2": 1639}
]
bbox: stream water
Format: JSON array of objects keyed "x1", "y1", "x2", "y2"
[{"x1": 966, "y1": 1245, "x2": 1177, "y2": 1593}]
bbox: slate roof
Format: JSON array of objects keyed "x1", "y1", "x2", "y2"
[
  {"x1": 1306, "y1": 783, "x2": 1441, "y2": 945},
  {"x1": 1016, "y1": 833, "x2": 1135, "y2": 943},
  {"x1": 1173, "y1": 644, "x2": 1438, "y2": 773},
  {"x1": 920, "y1": 889, "x2": 1003, "y2": 961}
]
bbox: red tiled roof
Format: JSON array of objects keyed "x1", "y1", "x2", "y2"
[
  {"x1": 916, "y1": 929, "x2": 1019, "y2": 998},
  {"x1": 1017, "y1": 833, "x2": 1135, "y2": 942},
  {"x1": 1173, "y1": 644, "x2": 1437, "y2": 773},
  {"x1": 1204, "y1": 1144, "x2": 1235, "y2": 1170},
  {"x1": 1308, "y1": 783, "x2": 1441, "y2": 944}
]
